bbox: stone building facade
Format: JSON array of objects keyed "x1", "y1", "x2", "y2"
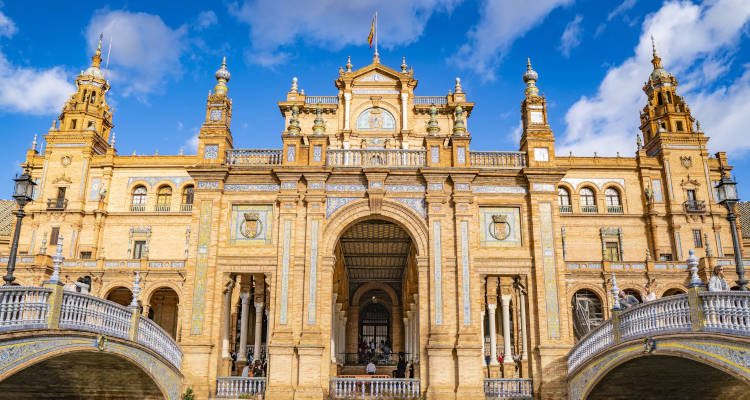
[{"x1": 2, "y1": 39, "x2": 746, "y2": 399}]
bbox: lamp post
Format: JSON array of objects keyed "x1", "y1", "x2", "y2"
[
  {"x1": 3, "y1": 167, "x2": 35, "y2": 285},
  {"x1": 715, "y1": 173, "x2": 747, "y2": 291}
]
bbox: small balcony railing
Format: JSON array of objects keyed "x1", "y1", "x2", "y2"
[
  {"x1": 330, "y1": 378, "x2": 420, "y2": 399},
  {"x1": 484, "y1": 378, "x2": 533, "y2": 399},
  {"x1": 327, "y1": 149, "x2": 426, "y2": 168},
  {"x1": 154, "y1": 204, "x2": 171, "y2": 212},
  {"x1": 305, "y1": 96, "x2": 338, "y2": 104},
  {"x1": 180, "y1": 203, "x2": 193, "y2": 212},
  {"x1": 226, "y1": 149, "x2": 283, "y2": 167},
  {"x1": 607, "y1": 205, "x2": 623, "y2": 214},
  {"x1": 469, "y1": 151, "x2": 527, "y2": 168},
  {"x1": 414, "y1": 96, "x2": 447, "y2": 105},
  {"x1": 130, "y1": 204, "x2": 146, "y2": 212},
  {"x1": 216, "y1": 377, "x2": 266, "y2": 398},
  {"x1": 684, "y1": 200, "x2": 706, "y2": 213},
  {"x1": 559, "y1": 205, "x2": 573, "y2": 214},
  {"x1": 581, "y1": 205, "x2": 598, "y2": 214},
  {"x1": 46, "y1": 198, "x2": 68, "y2": 210}
]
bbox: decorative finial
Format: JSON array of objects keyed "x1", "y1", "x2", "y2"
[
  {"x1": 637, "y1": 133, "x2": 643, "y2": 149},
  {"x1": 49, "y1": 235, "x2": 64, "y2": 283},
  {"x1": 290, "y1": 77, "x2": 298, "y2": 93},
  {"x1": 110, "y1": 131, "x2": 116, "y2": 147},
  {"x1": 687, "y1": 249, "x2": 704, "y2": 287},
  {"x1": 704, "y1": 232, "x2": 712, "y2": 257},
  {"x1": 178, "y1": 148, "x2": 184, "y2": 156},
  {"x1": 651, "y1": 35, "x2": 657, "y2": 58},
  {"x1": 454, "y1": 77, "x2": 463, "y2": 93},
  {"x1": 401, "y1": 57, "x2": 407, "y2": 73},
  {"x1": 312, "y1": 104, "x2": 326, "y2": 135},
  {"x1": 91, "y1": 33, "x2": 103, "y2": 69},
  {"x1": 650, "y1": 35, "x2": 663, "y2": 71},
  {"x1": 523, "y1": 58, "x2": 540, "y2": 97},
  {"x1": 287, "y1": 105, "x2": 301, "y2": 135},
  {"x1": 300, "y1": 89, "x2": 305, "y2": 95},
  {"x1": 696, "y1": 120, "x2": 701, "y2": 131},
  {"x1": 339, "y1": 66, "x2": 344, "y2": 74},
  {"x1": 130, "y1": 271, "x2": 142, "y2": 308},
  {"x1": 426, "y1": 104, "x2": 440, "y2": 135},
  {"x1": 448, "y1": 89, "x2": 452, "y2": 95},
  {"x1": 453, "y1": 105, "x2": 466, "y2": 135},
  {"x1": 611, "y1": 272, "x2": 620, "y2": 310},
  {"x1": 346, "y1": 56, "x2": 352, "y2": 72},
  {"x1": 51, "y1": 119, "x2": 57, "y2": 130},
  {"x1": 213, "y1": 57, "x2": 231, "y2": 96},
  {"x1": 31, "y1": 134, "x2": 37, "y2": 152}
]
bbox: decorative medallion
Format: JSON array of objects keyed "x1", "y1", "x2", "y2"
[
  {"x1": 230, "y1": 205, "x2": 273, "y2": 245},
  {"x1": 240, "y1": 213, "x2": 262, "y2": 239},
  {"x1": 489, "y1": 214, "x2": 511, "y2": 240},
  {"x1": 680, "y1": 155, "x2": 692, "y2": 169},
  {"x1": 60, "y1": 155, "x2": 72, "y2": 167},
  {"x1": 356, "y1": 107, "x2": 396, "y2": 131}
]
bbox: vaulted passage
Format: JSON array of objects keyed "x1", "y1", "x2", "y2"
[
  {"x1": 587, "y1": 355, "x2": 750, "y2": 400},
  {"x1": 0, "y1": 351, "x2": 164, "y2": 399}
]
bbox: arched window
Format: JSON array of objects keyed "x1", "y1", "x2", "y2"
[
  {"x1": 605, "y1": 188, "x2": 623, "y2": 213},
  {"x1": 156, "y1": 186, "x2": 172, "y2": 212},
  {"x1": 181, "y1": 185, "x2": 194, "y2": 212},
  {"x1": 558, "y1": 187, "x2": 572, "y2": 213},
  {"x1": 572, "y1": 289, "x2": 603, "y2": 341},
  {"x1": 580, "y1": 187, "x2": 597, "y2": 213},
  {"x1": 131, "y1": 186, "x2": 147, "y2": 212}
]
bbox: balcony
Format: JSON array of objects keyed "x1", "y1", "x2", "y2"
[
  {"x1": 330, "y1": 377, "x2": 420, "y2": 399},
  {"x1": 559, "y1": 205, "x2": 573, "y2": 214},
  {"x1": 684, "y1": 200, "x2": 706, "y2": 213},
  {"x1": 154, "y1": 204, "x2": 170, "y2": 212},
  {"x1": 327, "y1": 149, "x2": 426, "y2": 168},
  {"x1": 484, "y1": 378, "x2": 533, "y2": 399},
  {"x1": 607, "y1": 205, "x2": 624, "y2": 214},
  {"x1": 180, "y1": 203, "x2": 193, "y2": 212},
  {"x1": 305, "y1": 95, "x2": 338, "y2": 104},
  {"x1": 470, "y1": 151, "x2": 527, "y2": 169},
  {"x1": 130, "y1": 204, "x2": 146, "y2": 212},
  {"x1": 414, "y1": 96, "x2": 447, "y2": 105},
  {"x1": 46, "y1": 198, "x2": 68, "y2": 210},
  {"x1": 216, "y1": 377, "x2": 266, "y2": 398},
  {"x1": 226, "y1": 149, "x2": 283, "y2": 167},
  {"x1": 581, "y1": 205, "x2": 598, "y2": 214}
]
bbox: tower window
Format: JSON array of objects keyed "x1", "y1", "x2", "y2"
[
  {"x1": 90, "y1": 92, "x2": 96, "y2": 104},
  {"x1": 50, "y1": 227, "x2": 60, "y2": 246},
  {"x1": 667, "y1": 92, "x2": 673, "y2": 103},
  {"x1": 692, "y1": 229, "x2": 703, "y2": 248},
  {"x1": 676, "y1": 121, "x2": 684, "y2": 131},
  {"x1": 70, "y1": 119, "x2": 77, "y2": 129},
  {"x1": 657, "y1": 93, "x2": 664, "y2": 106}
]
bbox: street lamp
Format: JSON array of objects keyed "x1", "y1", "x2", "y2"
[
  {"x1": 715, "y1": 172, "x2": 747, "y2": 290},
  {"x1": 3, "y1": 167, "x2": 35, "y2": 285}
]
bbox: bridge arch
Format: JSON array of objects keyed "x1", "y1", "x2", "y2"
[{"x1": 0, "y1": 333, "x2": 181, "y2": 399}]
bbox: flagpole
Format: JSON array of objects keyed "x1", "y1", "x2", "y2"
[{"x1": 374, "y1": 11, "x2": 379, "y2": 61}]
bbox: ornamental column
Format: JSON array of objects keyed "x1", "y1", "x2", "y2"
[
  {"x1": 344, "y1": 93, "x2": 352, "y2": 130},
  {"x1": 404, "y1": 313, "x2": 411, "y2": 357},
  {"x1": 501, "y1": 294, "x2": 513, "y2": 368},
  {"x1": 487, "y1": 303, "x2": 498, "y2": 365},
  {"x1": 222, "y1": 279, "x2": 235, "y2": 359},
  {"x1": 340, "y1": 311, "x2": 347, "y2": 362},
  {"x1": 412, "y1": 294, "x2": 419, "y2": 362},
  {"x1": 331, "y1": 293, "x2": 338, "y2": 363},
  {"x1": 254, "y1": 302, "x2": 264, "y2": 359},
  {"x1": 481, "y1": 309, "x2": 486, "y2": 365},
  {"x1": 237, "y1": 291, "x2": 251, "y2": 364},
  {"x1": 401, "y1": 92, "x2": 408, "y2": 130}
]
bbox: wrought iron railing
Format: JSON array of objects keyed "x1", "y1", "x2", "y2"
[
  {"x1": 180, "y1": 203, "x2": 193, "y2": 212},
  {"x1": 216, "y1": 377, "x2": 266, "y2": 398},
  {"x1": 559, "y1": 205, "x2": 573, "y2": 214},
  {"x1": 327, "y1": 149, "x2": 426, "y2": 168},
  {"x1": 684, "y1": 200, "x2": 706, "y2": 213},
  {"x1": 330, "y1": 377, "x2": 420, "y2": 399},
  {"x1": 130, "y1": 204, "x2": 146, "y2": 212},
  {"x1": 47, "y1": 198, "x2": 68, "y2": 210},
  {"x1": 607, "y1": 205, "x2": 623, "y2": 214},
  {"x1": 581, "y1": 205, "x2": 598, "y2": 214},
  {"x1": 154, "y1": 204, "x2": 171, "y2": 212},
  {"x1": 484, "y1": 378, "x2": 533, "y2": 399},
  {"x1": 226, "y1": 149, "x2": 283, "y2": 167},
  {"x1": 469, "y1": 151, "x2": 527, "y2": 168}
]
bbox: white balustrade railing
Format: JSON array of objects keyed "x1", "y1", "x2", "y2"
[
  {"x1": 568, "y1": 320, "x2": 613, "y2": 373},
  {"x1": 701, "y1": 292, "x2": 750, "y2": 335},
  {"x1": 226, "y1": 149, "x2": 283, "y2": 167},
  {"x1": 138, "y1": 316, "x2": 183, "y2": 369},
  {"x1": 0, "y1": 287, "x2": 51, "y2": 331},
  {"x1": 305, "y1": 96, "x2": 338, "y2": 104},
  {"x1": 414, "y1": 96, "x2": 447, "y2": 105},
  {"x1": 327, "y1": 149, "x2": 426, "y2": 168},
  {"x1": 484, "y1": 378, "x2": 533, "y2": 399},
  {"x1": 59, "y1": 292, "x2": 132, "y2": 340},
  {"x1": 216, "y1": 377, "x2": 266, "y2": 398},
  {"x1": 619, "y1": 295, "x2": 691, "y2": 340},
  {"x1": 470, "y1": 151, "x2": 527, "y2": 168},
  {"x1": 330, "y1": 378, "x2": 420, "y2": 399}
]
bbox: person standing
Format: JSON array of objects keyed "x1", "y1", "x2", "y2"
[
  {"x1": 709, "y1": 265, "x2": 730, "y2": 292},
  {"x1": 366, "y1": 360, "x2": 376, "y2": 375}
]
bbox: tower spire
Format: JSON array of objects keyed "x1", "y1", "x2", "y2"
[
  {"x1": 650, "y1": 35, "x2": 662, "y2": 70},
  {"x1": 523, "y1": 58, "x2": 539, "y2": 97},
  {"x1": 214, "y1": 56, "x2": 231, "y2": 96},
  {"x1": 92, "y1": 33, "x2": 103, "y2": 69}
]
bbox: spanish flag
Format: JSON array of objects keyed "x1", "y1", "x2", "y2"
[{"x1": 368, "y1": 13, "x2": 376, "y2": 48}]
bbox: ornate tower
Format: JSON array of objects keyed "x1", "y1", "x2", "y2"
[
  {"x1": 639, "y1": 38, "x2": 701, "y2": 155},
  {"x1": 50, "y1": 34, "x2": 113, "y2": 154},
  {"x1": 198, "y1": 57, "x2": 233, "y2": 164},
  {"x1": 519, "y1": 59, "x2": 555, "y2": 167}
]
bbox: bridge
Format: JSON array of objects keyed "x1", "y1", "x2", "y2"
[
  {"x1": 568, "y1": 287, "x2": 750, "y2": 399},
  {"x1": 0, "y1": 283, "x2": 183, "y2": 400}
]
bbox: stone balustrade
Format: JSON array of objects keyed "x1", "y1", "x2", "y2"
[
  {"x1": 226, "y1": 149, "x2": 283, "y2": 166},
  {"x1": 215, "y1": 377, "x2": 266, "y2": 398},
  {"x1": 469, "y1": 151, "x2": 527, "y2": 168},
  {"x1": 330, "y1": 377, "x2": 420, "y2": 399},
  {"x1": 327, "y1": 149, "x2": 426, "y2": 168},
  {"x1": 413, "y1": 96, "x2": 447, "y2": 105},
  {"x1": 484, "y1": 378, "x2": 533, "y2": 399},
  {"x1": 567, "y1": 291, "x2": 750, "y2": 374},
  {"x1": 0, "y1": 286, "x2": 182, "y2": 370},
  {"x1": 305, "y1": 96, "x2": 338, "y2": 104}
]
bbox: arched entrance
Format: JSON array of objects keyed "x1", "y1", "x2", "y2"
[
  {"x1": 587, "y1": 355, "x2": 750, "y2": 399},
  {"x1": 148, "y1": 287, "x2": 180, "y2": 339},
  {"x1": 106, "y1": 286, "x2": 132, "y2": 307},
  {"x1": 571, "y1": 289, "x2": 603, "y2": 341}
]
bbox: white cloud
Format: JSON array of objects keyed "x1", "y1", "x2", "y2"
[
  {"x1": 0, "y1": 11, "x2": 73, "y2": 115},
  {"x1": 196, "y1": 10, "x2": 218, "y2": 30},
  {"x1": 595, "y1": 0, "x2": 638, "y2": 37},
  {"x1": 228, "y1": 0, "x2": 460, "y2": 66},
  {"x1": 181, "y1": 133, "x2": 198, "y2": 154},
  {"x1": 560, "y1": 0, "x2": 750, "y2": 157},
  {"x1": 86, "y1": 10, "x2": 188, "y2": 99},
  {"x1": 559, "y1": 14, "x2": 583, "y2": 58},
  {"x1": 450, "y1": 0, "x2": 572, "y2": 80}
]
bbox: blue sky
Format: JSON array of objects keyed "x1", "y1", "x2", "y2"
[{"x1": 0, "y1": 0, "x2": 749, "y2": 198}]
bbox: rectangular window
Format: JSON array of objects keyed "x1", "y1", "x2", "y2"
[
  {"x1": 605, "y1": 242, "x2": 620, "y2": 261},
  {"x1": 80, "y1": 251, "x2": 92, "y2": 259},
  {"x1": 56, "y1": 187, "x2": 66, "y2": 200},
  {"x1": 693, "y1": 229, "x2": 703, "y2": 248},
  {"x1": 70, "y1": 119, "x2": 77, "y2": 129},
  {"x1": 50, "y1": 227, "x2": 60, "y2": 246},
  {"x1": 686, "y1": 189, "x2": 697, "y2": 202},
  {"x1": 660, "y1": 254, "x2": 673, "y2": 261},
  {"x1": 132, "y1": 241, "x2": 146, "y2": 259},
  {"x1": 676, "y1": 121, "x2": 684, "y2": 131}
]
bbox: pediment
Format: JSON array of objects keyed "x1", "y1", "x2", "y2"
[
  {"x1": 357, "y1": 72, "x2": 395, "y2": 83},
  {"x1": 350, "y1": 63, "x2": 403, "y2": 84}
]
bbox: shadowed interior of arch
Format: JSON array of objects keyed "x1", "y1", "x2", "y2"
[{"x1": 0, "y1": 351, "x2": 164, "y2": 399}]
